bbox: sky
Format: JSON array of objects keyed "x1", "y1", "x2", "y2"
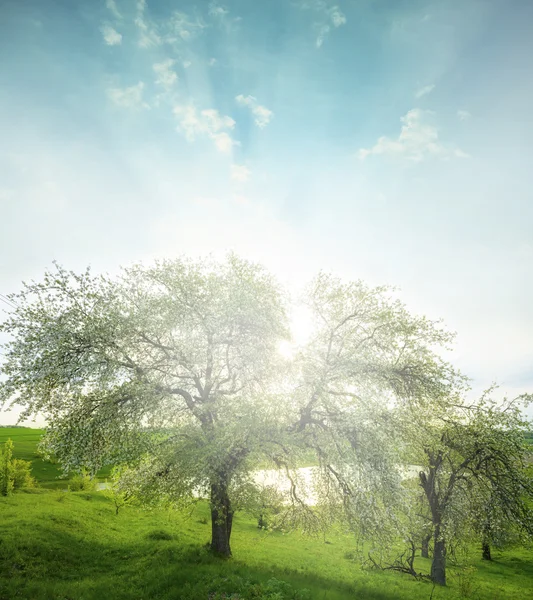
[{"x1": 1, "y1": 0, "x2": 532, "y2": 425}]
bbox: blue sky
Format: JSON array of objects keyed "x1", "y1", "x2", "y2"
[{"x1": 1, "y1": 0, "x2": 533, "y2": 424}]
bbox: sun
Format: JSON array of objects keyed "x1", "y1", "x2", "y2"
[{"x1": 277, "y1": 305, "x2": 314, "y2": 359}]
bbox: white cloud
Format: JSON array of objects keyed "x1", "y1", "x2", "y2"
[
  {"x1": 299, "y1": 1, "x2": 347, "y2": 48},
  {"x1": 183, "y1": 60, "x2": 192, "y2": 69},
  {"x1": 454, "y1": 148, "x2": 471, "y2": 158},
  {"x1": 153, "y1": 59, "x2": 178, "y2": 89},
  {"x1": 235, "y1": 95, "x2": 273, "y2": 128},
  {"x1": 107, "y1": 82, "x2": 149, "y2": 110},
  {"x1": 414, "y1": 83, "x2": 435, "y2": 99},
  {"x1": 208, "y1": 1, "x2": 241, "y2": 33},
  {"x1": 330, "y1": 7, "x2": 346, "y2": 27},
  {"x1": 315, "y1": 25, "x2": 330, "y2": 48},
  {"x1": 106, "y1": 0, "x2": 122, "y2": 20},
  {"x1": 131, "y1": 1, "x2": 207, "y2": 48},
  {"x1": 173, "y1": 105, "x2": 237, "y2": 153},
  {"x1": 358, "y1": 108, "x2": 469, "y2": 162},
  {"x1": 209, "y1": 2, "x2": 229, "y2": 18},
  {"x1": 135, "y1": 0, "x2": 162, "y2": 48},
  {"x1": 208, "y1": 58, "x2": 217, "y2": 67},
  {"x1": 167, "y1": 11, "x2": 206, "y2": 41},
  {"x1": 100, "y1": 24, "x2": 122, "y2": 46},
  {"x1": 458, "y1": 109, "x2": 471, "y2": 121},
  {"x1": 231, "y1": 164, "x2": 251, "y2": 182},
  {"x1": 212, "y1": 132, "x2": 237, "y2": 153}
]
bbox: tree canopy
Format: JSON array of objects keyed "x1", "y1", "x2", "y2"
[{"x1": 0, "y1": 255, "x2": 479, "y2": 558}]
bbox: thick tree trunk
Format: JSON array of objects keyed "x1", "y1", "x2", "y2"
[
  {"x1": 421, "y1": 533, "x2": 431, "y2": 559},
  {"x1": 482, "y1": 540, "x2": 492, "y2": 561},
  {"x1": 210, "y1": 480, "x2": 233, "y2": 557},
  {"x1": 431, "y1": 528, "x2": 446, "y2": 586}
]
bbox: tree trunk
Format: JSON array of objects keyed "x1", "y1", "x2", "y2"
[
  {"x1": 482, "y1": 540, "x2": 492, "y2": 561},
  {"x1": 431, "y1": 528, "x2": 446, "y2": 586},
  {"x1": 210, "y1": 480, "x2": 233, "y2": 557},
  {"x1": 481, "y1": 518, "x2": 493, "y2": 561},
  {"x1": 421, "y1": 533, "x2": 431, "y2": 559}
]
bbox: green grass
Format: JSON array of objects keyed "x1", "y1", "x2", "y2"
[
  {"x1": 1, "y1": 491, "x2": 533, "y2": 600},
  {"x1": 1, "y1": 428, "x2": 533, "y2": 599}
]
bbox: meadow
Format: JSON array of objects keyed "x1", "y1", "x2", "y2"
[{"x1": 1, "y1": 428, "x2": 533, "y2": 600}]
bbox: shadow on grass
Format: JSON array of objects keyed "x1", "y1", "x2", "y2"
[{"x1": 0, "y1": 519, "x2": 434, "y2": 600}]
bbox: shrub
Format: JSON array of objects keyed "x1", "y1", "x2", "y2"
[
  {"x1": 104, "y1": 467, "x2": 134, "y2": 515},
  {"x1": 0, "y1": 439, "x2": 35, "y2": 495},
  {"x1": 0, "y1": 439, "x2": 15, "y2": 496},
  {"x1": 69, "y1": 469, "x2": 97, "y2": 491},
  {"x1": 12, "y1": 459, "x2": 36, "y2": 490}
]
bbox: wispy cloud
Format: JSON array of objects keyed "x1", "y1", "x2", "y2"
[
  {"x1": 414, "y1": 83, "x2": 435, "y2": 99},
  {"x1": 358, "y1": 108, "x2": 469, "y2": 162},
  {"x1": 126, "y1": 0, "x2": 209, "y2": 49},
  {"x1": 167, "y1": 11, "x2": 206, "y2": 42},
  {"x1": 208, "y1": 1, "x2": 241, "y2": 32},
  {"x1": 173, "y1": 105, "x2": 237, "y2": 153},
  {"x1": 231, "y1": 164, "x2": 251, "y2": 182},
  {"x1": 106, "y1": 0, "x2": 122, "y2": 20},
  {"x1": 153, "y1": 59, "x2": 178, "y2": 89},
  {"x1": 100, "y1": 24, "x2": 122, "y2": 46},
  {"x1": 107, "y1": 82, "x2": 149, "y2": 109},
  {"x1": 135, "y1": 0, "x2": 162, "y2": 48},
  {"x1": 209, "y1": 2, "x2": 229, "y2": 18},
  {"x1": 458, "y1": 109, "x2": 471, "y2": 121},
  {"x1": 235, "y1": 95, "x2": 273, "y2": 128},
  {"x1": 299, "y1": 1, "x2": 347, "y2": 48}
]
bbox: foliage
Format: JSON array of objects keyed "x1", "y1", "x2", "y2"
[
  {"x1": 0, "y1": 438, "x2": 15, "y2": 496},
  {"x1": 0, "y1": 427, "x2": 110, "y2": 489},
  {"x1": 69, "y1": 469, "x2": 97, "y2": 492},
  {"x1": 12, "y1": 458, "x2": 36, "y2": 490},
  {"x1": 0, "y1": 439, "x2": 35, "y2": 495},
  {"x1": 236, "y1": 483, "x2": 287, "y2": 529},
  {"x1": 0, "y1": 255, "x2": 467, "y2": 556},
  {"x1": 105, "y1": 466, "x2": 134, "y2": 514},
  {"x1": 395, "y1": 390, "x2": 533, "y2": 585}
]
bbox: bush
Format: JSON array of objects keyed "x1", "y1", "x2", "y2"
[
  {"x1": 69, "y1": 469, "x2": 97, "y2": 492},
  {"x1": 0, "y1": 439, "x2": 35, "y2": 495},
  {"x1": 12, "y1": 459, "x2": 36, "y2": 490},
  {"x1": 0, "y1": 439, "x2": 15, "y2": 496}
]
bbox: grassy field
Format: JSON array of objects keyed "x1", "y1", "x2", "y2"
[
  {"x1": 1, "y1": 428, "x2": 533, "y2": 599},
  {"x1": 0, "y1": 427, "x2": 111, "y2": 488}
]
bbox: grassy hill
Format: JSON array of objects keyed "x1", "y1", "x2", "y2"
[{"x1": 1, "y1": 428, "x2": 533, "y2": 599}]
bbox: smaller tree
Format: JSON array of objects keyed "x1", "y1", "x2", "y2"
[
  {"x1": 105, "y1": 467, "x2": 134, "y2": 515},
  {"x1": 239, "y1": 483, "x2": 286, "y2": 530},
  {"x1": 0, "y1": 439, "x2": 15, "y2": 496},
  {"x1": 416, "y1": 391, "x2": 533, "y2": 585},
  {"x1": 0, "y1": 439, "x2": 35, "y2": 495},
  {"x1": 12, "y1": 459, "x2": 35, "y2": 490}
]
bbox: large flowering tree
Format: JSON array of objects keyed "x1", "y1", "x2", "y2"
[{"x1": 0, "y1": 256, "x2": 463, "y2": 556}]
